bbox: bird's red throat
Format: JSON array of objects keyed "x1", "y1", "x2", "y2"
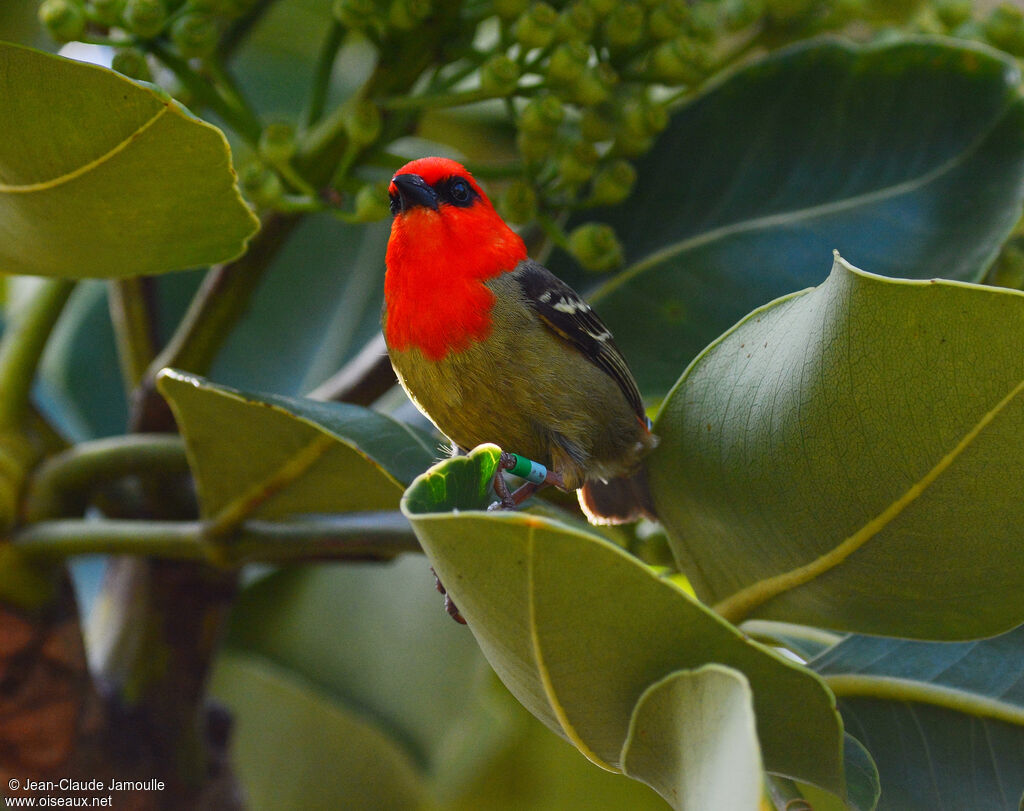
[{"x1": 384, "y1": 204, "x2": 527, "y2": 361}]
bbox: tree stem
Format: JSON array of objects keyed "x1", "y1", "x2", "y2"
[
  {"x1": 13, "y1": 513, "x2": 419, "y2": 565},
  {"x1": 23, "y1": 434, "x2": 189, "y2": 521},
  {"x1": 108, "y1": 277, "x2": 159, "y2": 398},
  {"x1": 0, "y1": 278, "x2": 75, "y2": 431}
]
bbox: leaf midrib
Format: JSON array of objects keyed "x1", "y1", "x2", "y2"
[
  {"x1": 825, "y1": 674, "x2": 1024, "y2": 726},
  {"x1": 0, "y1": 104, "x2": 169, "y2": 194},
  {"x1": 712, "y1": 375, "x2": 1024, "y2": 624}
]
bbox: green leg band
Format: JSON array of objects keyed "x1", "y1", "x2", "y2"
[{"x1": 506, "y1": 453, "x2": 548, "y2": 485}]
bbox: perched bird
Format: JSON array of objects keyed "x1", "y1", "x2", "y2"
[{"x1": 383, "y1": 156, "x2": 657, "y2": 524}]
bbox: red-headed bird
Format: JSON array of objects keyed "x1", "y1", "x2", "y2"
[{"x1": 383, "y1": 157, "x2": 657, "y2": 524}]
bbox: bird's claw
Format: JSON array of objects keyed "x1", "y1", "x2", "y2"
[{"x1": 431, "y1": 567, "x2": 467, "y2": 624}]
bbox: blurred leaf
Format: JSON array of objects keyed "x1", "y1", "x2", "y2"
[
  {"x1": 157, "y1": 370, "x2": 437, "y2": 518},
  {"x1": 210, "y1": 651, "x2": 429, "y2": 811},
  {"x1": 0, "y1": 43, "x2": 258, "y2": 278},
  {"x1": 450, "y1": 671, "x2": 669, "y2": 811},
  {"x1": 36, "y1": 281, "x2": 125, "y2": 440},
  {"x1": 796, "y1": 735, "x2": 881, "y2": 811},
  {"x1": 567, "y1": 38, "x2": 1024, "y2": 399},
  {"x1": 0, "y1": 1, "x2": 48, "y2": 49},
  {"x1": 402, "y1": 445, "x2": 845, "y2": 797},
  {"x1": 620, "y1": 666, "x2": 763, "y2": 811},
  {"x1": 651, "y1": 255, "x2": 1024, "y2": 639},
  {"x1": 222, "y1": 555, "x2": 498, "y2": 800},
  {"x1": 211, "y1": 217, "x2": 390, "y2": 396},
  {"x1": 809, "y1": 626, "x2": 1024, "y2": 810}
]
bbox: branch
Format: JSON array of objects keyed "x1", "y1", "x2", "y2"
[
  {"x1": 0, "y1": 279, "x2": 75, "y2": 431},
  {"x1": 12, "y1": 513, "x2": 420, "y2": 565},
  {"x1": 23, "y1": 434, "x2": 189, "y2": 522}
]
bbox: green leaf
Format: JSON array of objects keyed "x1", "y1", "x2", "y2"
[
  {"x1": 156, "y1": 369, "x2": 437, "y2": 520},
  {"x1": 210, "y1": 651, "x2": 429, "y2": 811},
  {"x1": 651, "y1": 254, "x2": 1024, "y2": 639},
  {"x1": 210, "y1": 218, "x2": 390, "y2": 396},
  {"x1": 222, "y1": 554, "x2": 512, "y2": 805},
  {"x1": 809, "y1": 626, "x2": 1024, "y2": 810},
  {"x1": 402, "y1": 446, "x2": 846, "y2": 797},
  {"x1": 795, "y1": 735, "x2": 881, "y2": 811},
  {"x1": 564, "y1": 38, "x2": 1024, "y2": 399},
  {"x1": 620, "y1": 666, "x2": 763, "y2": 811},
  {"x1": 0, "y1": 42, "x2": 258, "y2": 278}
]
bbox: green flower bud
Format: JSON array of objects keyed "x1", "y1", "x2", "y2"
[
  {"x1": 564, "y1": 69, "x2": 605, "y2": 106},
  {"x1": 586, "y1": 0, "x2": 617, "y2": 15},
  {"x1": 588, "y1": 159, "x2": 636, "y2": 205},
  {"x1": 568, "y1": 222, "x2": 623, "y2": 272},
  {"x1": 480, "y1": 54, "x2": 521, "y2": 96},
  {"x1": 985, "y1": 4, "x2": 1024, "y2": 57},
  {"x1": 722, "y1": 0, "x2": 764, "y2": 29},
  {"x1": 516, "y1": 129, "x2": 556, "y2": 163},
  {"x1": 493, "y1": 0, "x2": 528, "y2": 21},
  {"x1": 518, "y1": 93, "x2": 564, "y2": 135},
  {"x1": 559, "y1": 139, "x2": 599, "y2": 183},
  {"x1": 618, "y1": 96, "x2": 668, "y2": 142},
  {"x1": 546, "y1": 42, "x2": 591, "y2": 87},
  {"x1": 764, "y1": 0, "x2": 814, "y2": 21},
  {"x1": 515, "y1": 2, "x2": 558, "y2": 50},
  {"x1": 555, "y1": 1, "x2": 595, "y2": 41},
  {"x1": 343, "y1": 99, "x2": 382, "y2": 147},
  {"x1": 353, "y1": 182, "x2": 391, "y2": 222},
  {"x1": 38, "y1": 0, "x2": 86, "y2": 42},
  {"x1": 333, "y1": 0, "x2": 377, "y2": 29},
  {"x1": 603, "y1": 3, "x2": 645, "y2": 49},
  {"x1": 648, "y1": 34, "x2": 708, "y2": 84},
  {"x1": 648, "y1": 0, "x2": 689, "y2": 40},
  {"x1": 934, "y1": 0, "x2": 971, "y2": 30},
  {"x1": 389, "y1": 0, "x2": 430, "y2": 31},
  {"x1": 87, "y1": 0, "x2": 124, "y2": 25},
  {"x1": 579, "y1": 107, "x2": 616, "y2": 141},
  {"x1": 111, "y1": 47, "x2": 153, "y2": 81},
  {"x1": 258, "y1": 122, "x2": 297, "y2": 165},
  {"x1": 498, "y1": 179, "x2": 538, "y2": 224},
  {"x1": 240, "y1": 163, "x2": 283, "y2": 208},
  {"x1": 684, "y1": 2, "x2": 717, "y2": 40},
  {"x1": 170, "y1": 12, "x2": 218, "y2": 58},
  {"x1": 613, "y1": 130, "x2": 653, "y2": 158},
  {"x1": 123, "y1": 0, "x2": 168, "y2": 38}
]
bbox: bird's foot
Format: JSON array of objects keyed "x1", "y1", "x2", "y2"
[
  {"x1": 431, "y1": 567, "x2": 466, "y2": 624},
  {"x1": 489, "y1": 451, "x2": 565, "y2": 510}
]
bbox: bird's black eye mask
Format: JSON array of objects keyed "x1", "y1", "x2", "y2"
[{"x1": 389, "y1": 174, "x2": 480, "y2": 215}]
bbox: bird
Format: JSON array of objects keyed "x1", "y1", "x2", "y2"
[{"x1": 382, "y1": 156, "x2": 657, "y2": 525}]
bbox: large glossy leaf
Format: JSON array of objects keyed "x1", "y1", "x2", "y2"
[
  {"x1": 0, "y1": 42, "x2": 258, "y2": 278},
  {"x1": 156, "y1": 369, "x2": 438, "y2": 519},
  {"x1": 809, "y1": 626, "x2": 1024, "y2": 810},
  {"x1": 211, "y1": 217, "x2": 390, "y2": 396},
  {"x1": 650, "y1": 254, "x2": 1024, "y2": 639},
  {"x1": 222, "y1": 556, "x2": 492, "y2": 787},
  {"x1": 402, "y1": 445, "x2": 846, "y2": 797},
  {"x1": 562, "y1": 38, "x2": 1024, "y2": 399},
  {"x1": 620, "y1": 666, "x2": 763, "y2": 811},
  {"x1": 210, "y1": 651, "x2": 429, "y2": 811}
]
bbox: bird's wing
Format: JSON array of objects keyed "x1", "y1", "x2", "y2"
[{"x1": 510, "y1": 260, "x2": 647, "y2": 423}]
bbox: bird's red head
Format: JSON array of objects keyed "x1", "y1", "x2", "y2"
[{"x1": 384, "y1": 157, "x2": 528, "y2": 360}]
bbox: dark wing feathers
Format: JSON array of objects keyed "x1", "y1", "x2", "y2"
[{"x1": 511, "y1": 260, "x2": 646, "y2": 422}]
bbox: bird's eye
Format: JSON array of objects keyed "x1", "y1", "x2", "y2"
[{"x1": 449, "y1": 178, "x2": 471, "y2": 204}]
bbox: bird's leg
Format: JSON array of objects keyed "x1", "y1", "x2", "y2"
[
  {"x1": 430, "y1": 566, "x2": 466, "y2": 624},
  {"x1": 491, "y1": 451, "x2": 566, "y2": 509}
]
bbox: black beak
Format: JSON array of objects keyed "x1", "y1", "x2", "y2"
[{"x1": 392, "y1": 173, "x2": 439, "y2": 212}]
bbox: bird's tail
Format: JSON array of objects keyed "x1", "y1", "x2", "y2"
[{"x1": 578, "y1": 467, "x2": 657, "y2": 525}]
